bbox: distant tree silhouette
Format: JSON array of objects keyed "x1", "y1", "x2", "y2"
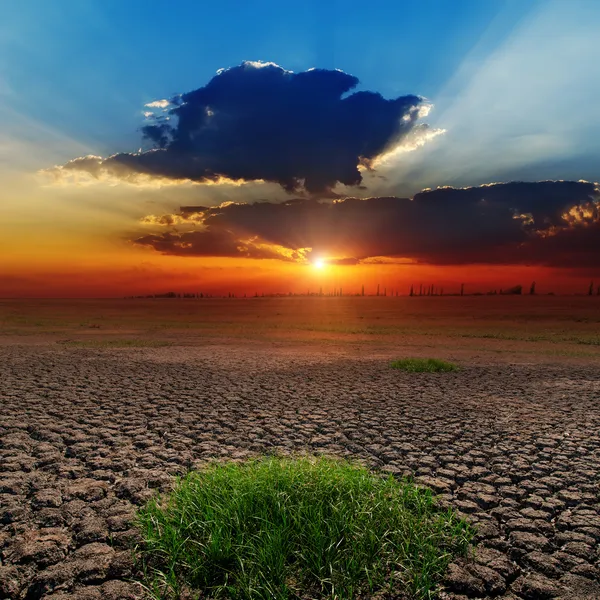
[
  {"x1": 530, "y1": 281, "x2": 536, "y2": 295},
  {"x1": 501, "y1": 285, "x2": 522, "y2": 295}
]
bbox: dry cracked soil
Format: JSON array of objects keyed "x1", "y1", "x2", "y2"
[{"x1": 1, "y1": 341, "x2": 599, "y2": 600}]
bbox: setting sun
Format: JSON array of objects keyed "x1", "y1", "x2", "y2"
[{"x1": 313, "y1": 258, "x2": 325, "y2": 269}]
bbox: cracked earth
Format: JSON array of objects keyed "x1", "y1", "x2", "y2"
[{"x1": 1, "y1": 340, "x2": 599, "y2": 599}]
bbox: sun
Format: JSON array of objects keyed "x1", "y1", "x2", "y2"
[{"x1": 313, "y1": 258, "x2": 325, "y2": 269}]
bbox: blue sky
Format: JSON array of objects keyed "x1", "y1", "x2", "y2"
[
  {"x1": 1, "y1": 0, "x2": 599, "y2": 189},
  {"x1": 1, "y1": 0, "x2": 539, "y2": 168}
]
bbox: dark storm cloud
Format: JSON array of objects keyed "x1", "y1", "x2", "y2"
[
  {"x1": 52, "y1": 61, "x2": 432, "y2": 194},
  {"x1": 134, "y1": 180, "x2": 600, "y2": 267}
]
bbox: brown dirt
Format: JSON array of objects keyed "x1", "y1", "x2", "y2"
[{"x1": 1, "y1": 299, "x2": 600, "y2": 599}]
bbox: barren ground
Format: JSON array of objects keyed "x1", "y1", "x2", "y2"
[{"x1": 1, "y1": 298, "x2": 599, "y2": 599}]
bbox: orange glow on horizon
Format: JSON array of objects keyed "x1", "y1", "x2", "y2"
[
  {"x1": 0, "y1": 180, "x2": 597, "y2": 299},
  {"x1": 1, "y1": 247, "x2": 596, "y2": 298}
]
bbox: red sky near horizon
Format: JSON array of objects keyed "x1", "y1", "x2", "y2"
[{"x1": 0, "y1": 240, "x2": 595, "y2": 298}]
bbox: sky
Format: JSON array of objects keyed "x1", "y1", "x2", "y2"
[{"x1": 1, "y1": 0, "x2": 599, "y2": 297}]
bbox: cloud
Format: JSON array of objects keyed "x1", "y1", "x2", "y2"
[
  {"x1": 43, "y1": 61, "x2": 436, "y2": 194},
  {"x1": 134, "y1": 230, "x2": 308, "y2": 262},
  {"x1": 134, "y1": 180, "x2": 600, "y2": 267},
  {"x1": 144, "y1": 99, "x2": 171, "y2": 109}
]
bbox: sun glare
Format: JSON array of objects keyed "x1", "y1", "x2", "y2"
[{"x1": 313, "y1": 258, "x2": 325, "y2": 269}]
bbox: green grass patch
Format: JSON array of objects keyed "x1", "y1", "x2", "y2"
[
  {"x1": 390, "y1": 358, "x2": 459, "y2": 373},
  {"x1": 59, "y1": 339, "x2": 171, "y2": 348},
  {"x1": 136, "y1": 456, "x2": 473, "y2": 599}
]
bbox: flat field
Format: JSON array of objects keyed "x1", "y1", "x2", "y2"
[
  {"x1": 2, "y1": 295, "x2": 600, "y2": 356},
  {"x1": 1, "y1": 297, "x2": 599, "y2": 599}
]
